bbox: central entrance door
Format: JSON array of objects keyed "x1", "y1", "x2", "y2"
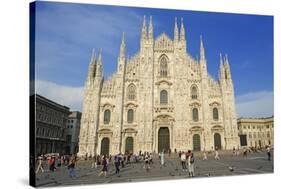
[
  {"x1": 214, "y1": 133, "x2": 222, "y2": 149},
  {"x1": 158, "y1": 127, "x2": 170, "y2": 153},
  {"x1": 125, "y1": 137, "x2": 134, "y2": 154},
  {"x1": 193, "y1": 134, "x2": 201, "y2": 151},
  {"x1": 100, "y1": 138, "x2": 110, "y2": 156}
]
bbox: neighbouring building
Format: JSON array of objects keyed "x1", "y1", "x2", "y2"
[
  {"x1": 35, "y1": 94, "x2": 70, "y2": 155},
  {"x1": 237, "y1": 116, "x2": 274, "y2": 148},
  {"x1": 78, "y1": 16, "x2": 239, "y2": 157},
  {"x1": 66, "y1": 111, "x2": 82, "y2": 154}
]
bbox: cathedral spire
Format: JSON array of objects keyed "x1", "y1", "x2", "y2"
[
  {"x1": 180, "y1": 17, "x2": 185, "y2": 41},
  {"x1": 148, "y1": 15, "x2": 153, "y2": 39},
  {"x1": 141, "y1": 15, "x2": 147, "y2": 40},
  {"x1": 118, "y1": 33, "x2": 126, "y2": 73},
  {"x1": 119, "y1": 32, "x2": 126, "y2": 59},
  {"x1": 200, "y1": 35, "x2": 205, "y2": 61},
  {"x1": 174, "y1": 17, "x2": 179, "y2": 41},
  {"x1": 90, "y1": 48, "x2": 96, "y2": 63},
  {"x1": 87, "y1": 48, "x2": 96, "y2": 84},
  {"x1": 220, "y1": 53, "x2": 223, "y2": 66},
  {"x1": 224, "y1": 54, "x2": 232, "y2": 79},
  {"x1": 96, "y1": 48, "x2": 103, "y2": 78},
  {"x1": 219, "y1": 53, "x2": 225, "y2": 81}
]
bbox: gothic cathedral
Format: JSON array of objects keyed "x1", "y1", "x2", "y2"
[{"x1": 78, "y1": 16, "x2": 239, "y2": 157}]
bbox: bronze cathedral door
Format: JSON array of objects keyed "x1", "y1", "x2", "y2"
[
  {"x1": 100, "y1": 138, "x2": 110, "y2": 156},
  {"x1": 125, "y1": 137, "x2": 134, "y2": 154},
  {"x1": 158, "y1": 127, "x2": 170, "y2": 153}
]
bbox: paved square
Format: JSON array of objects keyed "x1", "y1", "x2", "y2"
[{"x1": 35, "y1": 151, "x2": 273, "y2": 187}]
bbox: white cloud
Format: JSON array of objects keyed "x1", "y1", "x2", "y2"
[
  {"x1": 35, "y1": 80, "x2": 84, "y2": 111},
  {"x1": 236, "y1": 91, "x2": 274, "y2": 118}
]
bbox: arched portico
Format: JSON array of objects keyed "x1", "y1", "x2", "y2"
[
  {"x1": 211, "y1": 125, "x2": 225, "y2": 150},
  {"x1": 152, "y1": 114, "x2": 175, "y2": 153}
]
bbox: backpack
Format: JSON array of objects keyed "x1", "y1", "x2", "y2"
[{"x1": 190, "y1": 156, "x2": 194, "y2": 164}]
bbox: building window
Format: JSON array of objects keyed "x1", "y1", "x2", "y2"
[
  {"x1": 127, "y1": 109, "x2": 134, "y2": 123},
  {"x1": 66, "y1": 135, "x2": 72, "y2": 143},
  {"x1": 127, "y1": 84, "x2": 136, "y2": 101},
  {"x1": 160, "y1": 56, "x2": 168, "y2": 77},
  {"x1": 104, "y1": 109, "x2": 111, "y2": 124},
  {"x1": 160, "y1": 90, "x2": 168, "y2": 104},
  {"x1": 192, "y1": 108, "x2": 199, "y2": 122},
  {"x1": 213, "y1": 107, "x2": 219, "y2": 121},
  {"x1": 191, "y1": 86, "x2": 198, "y2": 99}
]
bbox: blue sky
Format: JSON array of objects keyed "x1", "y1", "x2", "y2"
[{"x1": 34, "y1": 1, "x2": 273, "y2": 117}]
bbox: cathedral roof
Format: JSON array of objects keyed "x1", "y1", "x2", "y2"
[{"x1": 154, "y1": 33, "x2": 174, "y2": 52}]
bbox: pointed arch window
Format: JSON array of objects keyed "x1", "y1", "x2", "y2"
[
  {"x1": 191, "y1": 85, "x2": 198, "y2": 99},
  {"x1": 160, "y1": 56, "x2": 168, "y2": 77},
  {"x1": 213, "y1": 107, "x2": 219, "y2": 121},
  {"x1": 127, "y1": 109, "x2": 134, "y2": 123},
  {"x1": 127, "y1": 84, "x2": 136, "y2": 101},
  {"x1": 192, "y1": 108, "x2": 199, "y2": 122},
  {"x1": 160, "y1": 90, "x2": 168, "y2": 105},
  {"x1": 104, "y1": 109, "x2": 111, "y2": 124}
]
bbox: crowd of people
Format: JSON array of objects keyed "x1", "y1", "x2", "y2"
[
  {"x1": 35, "y1": 146, "x2": 272, "y2": 179},
  {"x1": 35, "y1": 153, "x2": 78, "y2": 177}
]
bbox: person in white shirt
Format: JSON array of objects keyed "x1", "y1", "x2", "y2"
[
  {"x1": 214, "y1": 147, "x2": 220, "y2": 160},
  {"x1": 180, "y1": 151, "x2": 187, "y2": 171},
  {"x1": 202, "y1": 151, "x2": 208, "y2": 160},
  {"x1": 266, "y1": 146, "x2": 271, "y2": 161},
  {"x1": 36, "y1": 155, "x2": 44, "y2": 174},
  {"x1": 187, "y1": 150, "x2": 195, "y2": 177}
]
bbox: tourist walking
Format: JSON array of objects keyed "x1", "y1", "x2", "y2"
[
  {"x1": 143, "y1": 152, "x2": 150, "y2": 171},
  {"x1": 114, "y1": 154, "x2": 121, "y2": 175},
  {"x1": 121, "y1": 154, "x2": 125, "y2": 168},
  {"x1": 149, "y1": 153, "x2": 153, "y2": 164},
  {"x1": 232, "y1": 147, "x2": 236, "y2": 156},
  {"x1": 68, "y1": 155, "x2": 77, "y2": 178},
  {"x1": 214, "y1": 147, "x2": 220, "y2": 160},
  {"x1": 180, "y1": 151, "x2": 187, "y2": 171},
  {"x1": 98, "y1": 155, "x2": 108, "y2": 177},
  {"x1": 236, "y1": 147, "x2": 240, "y2": 156},
  {"x1": 91, "y1": 155, "x2": 97, "y2": 168},
  {"x1": 49, "y1": 156, "x2": 56, "y2": 172},
  {"x1": 187, "y1": 150, "x2": 195, "y2": 177},
  {"x1": 266, "y1": 146, "x2": 271, "y2": 161},
  {"x1": 160, "y1": 150, "x2": 165, "y2": 167},
  {"x1": 202, "y1": 151, "x2": 208, "y2": 160},
  {"x1": 243, "y1": 147, "x2": 248, "y2": 158},
  {"x1": 36, "y1": 155, "x2": 44, "y2": 174}
]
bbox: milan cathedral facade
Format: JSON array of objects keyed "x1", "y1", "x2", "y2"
[{"x1": 78, "y1": 16, "x2": 239, "y2": 157}]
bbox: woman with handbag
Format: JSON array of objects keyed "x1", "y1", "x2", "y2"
[{"x1": 68, "y1": 155, "x2": 77, "y2": 178}]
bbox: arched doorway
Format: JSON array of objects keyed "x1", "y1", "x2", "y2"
[
  {"x1": 100, "y1": 138, "x2": 110, "y2": 156},
  {"x1": 214, "y1": 133, "x2": 222, "y2": 149},
  {"x1": 125, "y1": 137, "x2": 134, "y2": 154},
  {"x1": 158, "y1": 127, "x2": 170, "y2": 153},
  {"x1": 193, "y1": 134, "x2": 201, "y2": 151}
]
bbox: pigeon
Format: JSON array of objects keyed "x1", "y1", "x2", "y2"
[{"x1": 228, "y1": 166, "x2": 234, "y2": 172}]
